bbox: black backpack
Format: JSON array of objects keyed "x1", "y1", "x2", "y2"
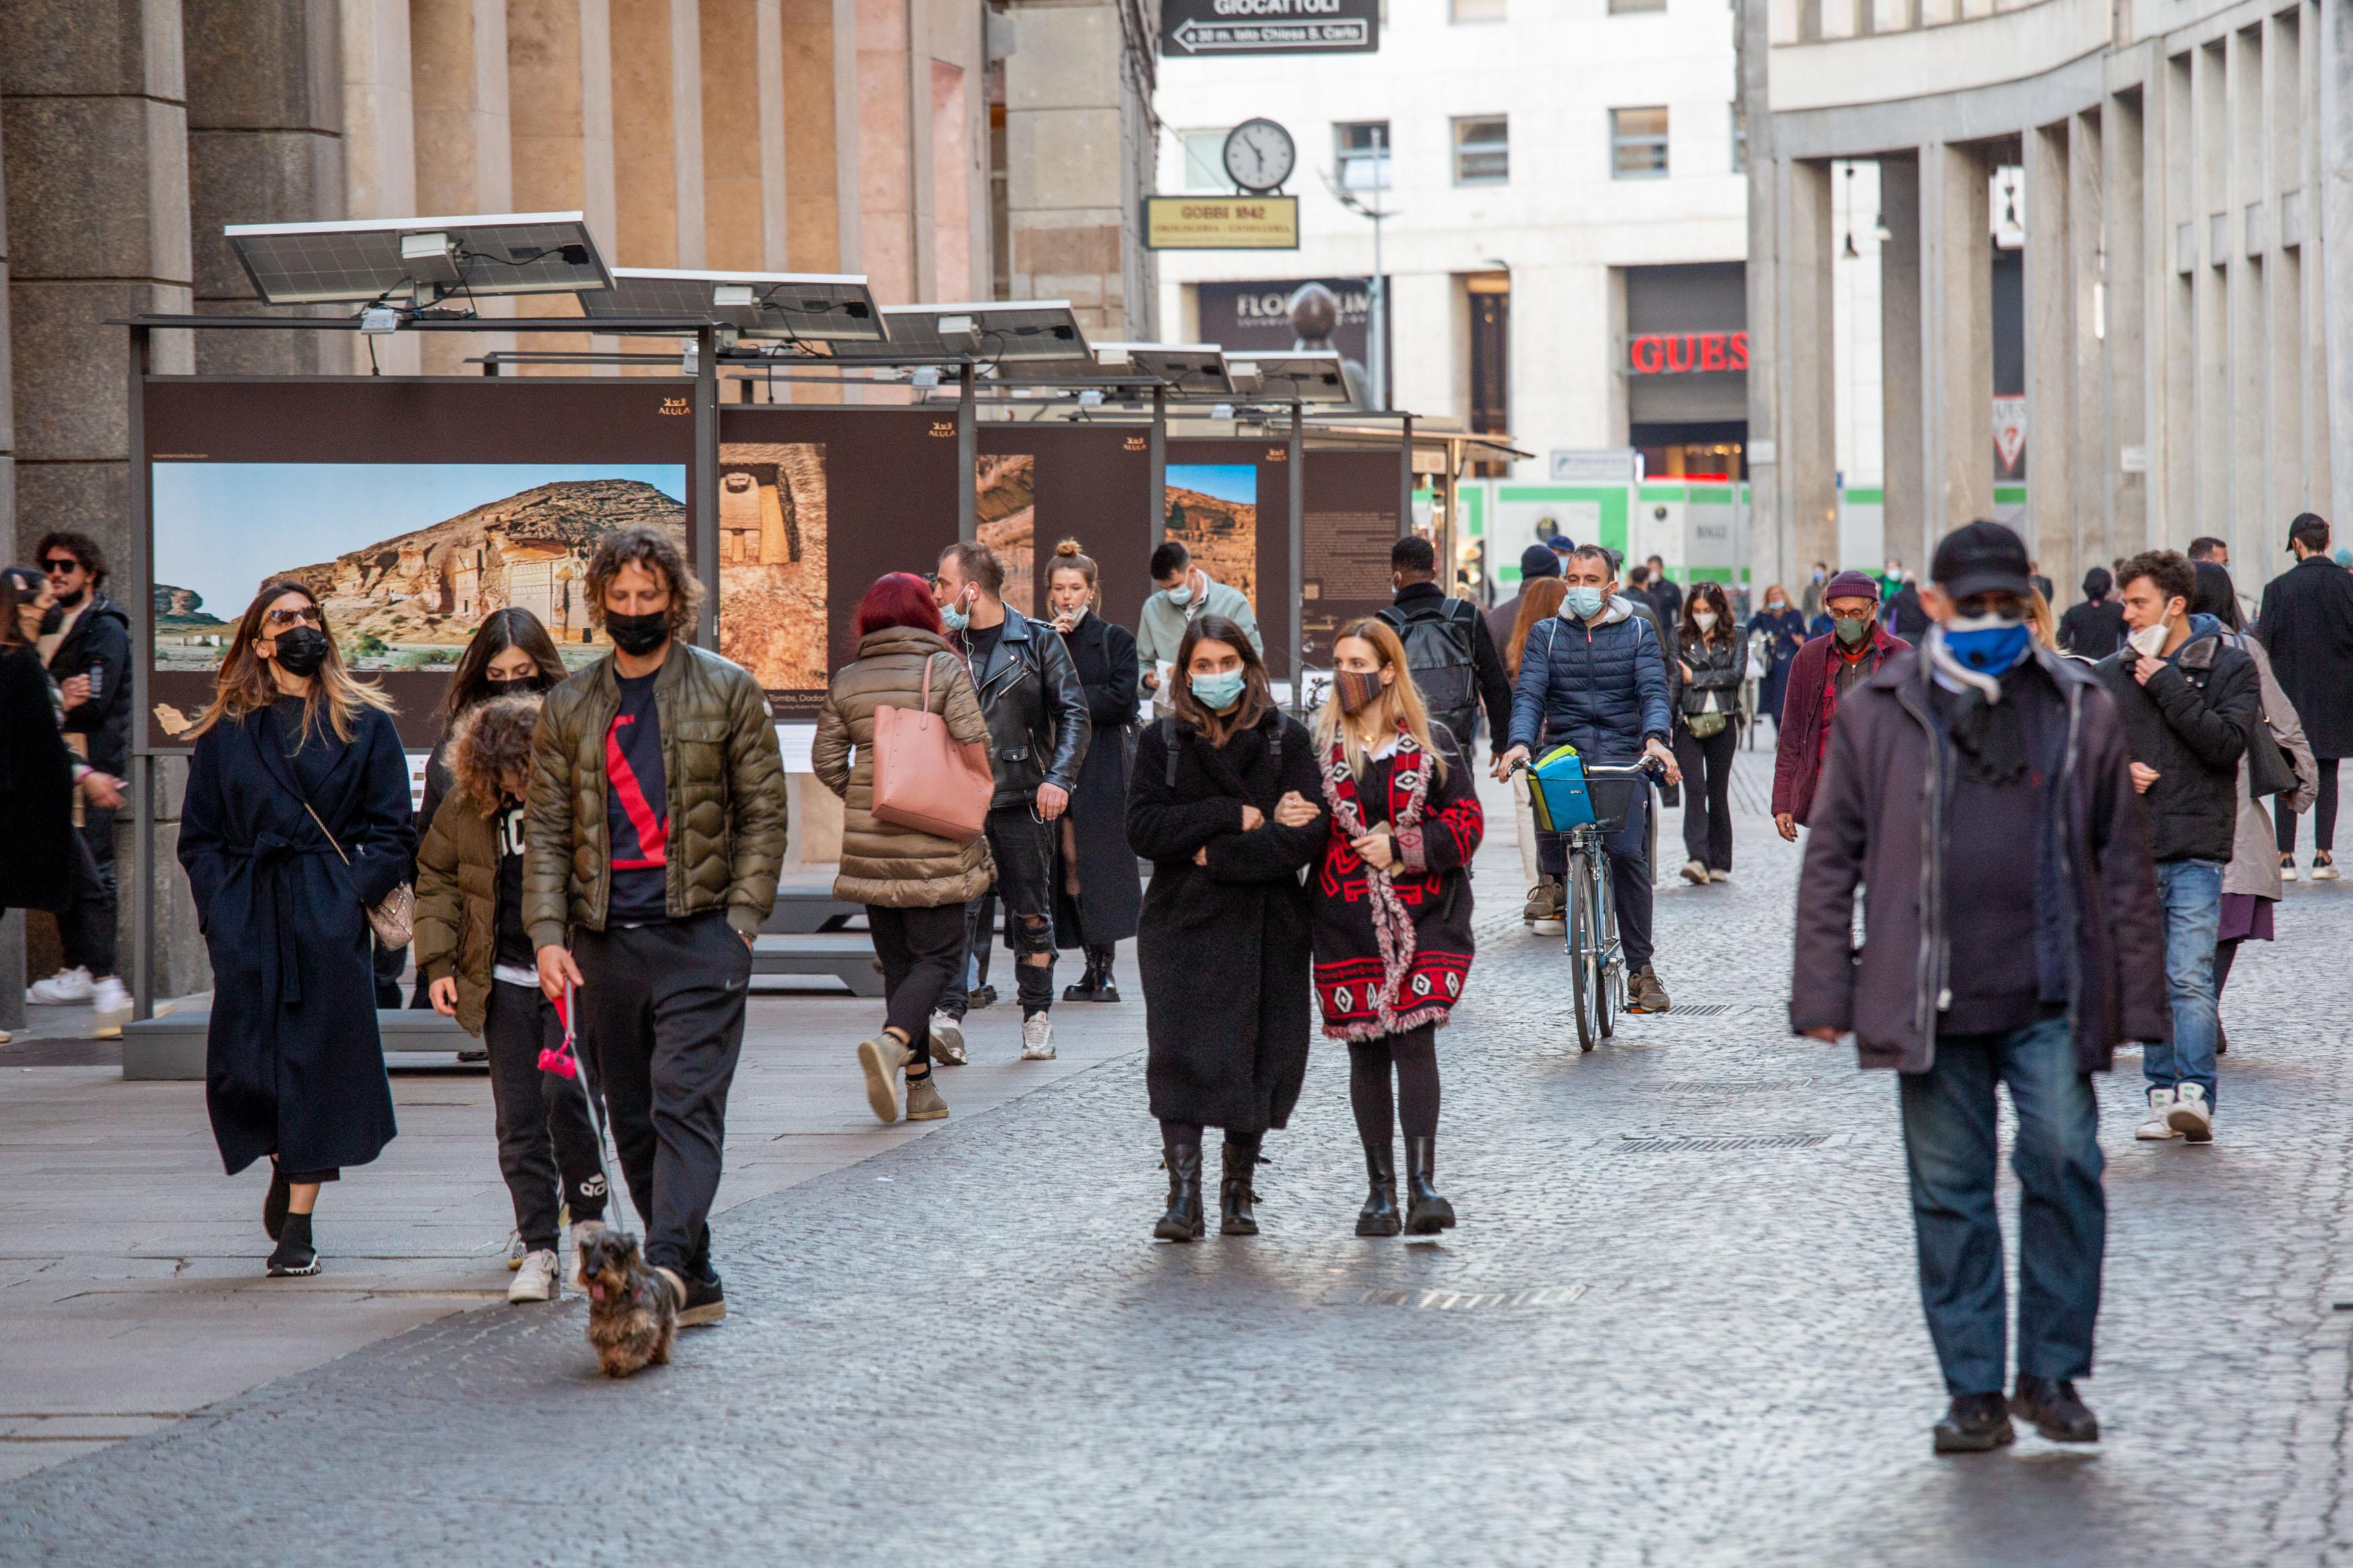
[{"x1": 1377, "y1": 598, "x2": 1481, "y2": 757}]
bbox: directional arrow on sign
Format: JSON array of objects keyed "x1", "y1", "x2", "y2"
[{"x1": 1168, "y1": 17, "x2": 1372, "y2": 53}]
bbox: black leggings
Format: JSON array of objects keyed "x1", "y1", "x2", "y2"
[
  {"x1": 867, "y1": 902, "x2": 967, "y2": 1073},
  {"x1": 1348, "y1": 1023, "x2": 1440, "y2": 1145},
  {"x1": 2277, "y1": 757, "x2": 2341, "y2": 854}
]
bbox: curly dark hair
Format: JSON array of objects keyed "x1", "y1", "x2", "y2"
[
  {"x1": 36, "y1": 530, "x2": 107, "y2": 588},
  {"x1": 2117, "y1": 549, "x2": 2195, "y2": 611},
  {"x1": 585, "y1": 524, "x2": 701, "y2": 640},
  {"x1": 450, "y1": 694, "x2": 544, "y2": 813}
]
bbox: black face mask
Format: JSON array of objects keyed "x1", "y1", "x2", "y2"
[
  {"x1": 270, "y1": 625, "x2": 330, "y2": 678},
  {"x1": 605, "y1": 609, "x2": 669, "y2": 658},
  {"x1": 483, "y1": 676, "x2": 539, "y2": 699},
  {"x1": 36, "y1": 603, "x2": 65, "y2": 637}
]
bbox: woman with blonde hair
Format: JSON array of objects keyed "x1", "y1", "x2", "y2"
[
  {"x1": 1505, "y1": 577, "x2": 1569, "y2": 930},
  {"x1": 1043, "y1": 537, "x2": 1142, "y2": 1001},
  {"x1": 179, "y1": 579, "x2": 413, "y2": 1277},
  {"x1": 1311, "y1": 617, "x2": 1484, "y2": 1237}
]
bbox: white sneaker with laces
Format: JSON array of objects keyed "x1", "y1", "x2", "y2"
[
  {"x1": 505, "y1": 1230, "x2": 528, "y2": 1269},
  {"x1": 89, "y1": 978, "x2": 132, "y2": 1037},
  {"x1": 26, "y1": 967, "x2": 93, "y2": 1005},
  {"x1": 508, "y1": 1248, "x2": 560, "y2": 1303},
  {"x1": 1020, "y1": 1012, "x2": 1056, "y2": 1060},
  {"x1": 2136, "y1": 1088, "x2": 2181, "y2": 1140},
  {"x1": 2168, "y1": 1082, "x2": 2215, "y2": 1141},
  {"x1": 928, "y1": 1011, "x2": 968, "y2": 1066}
]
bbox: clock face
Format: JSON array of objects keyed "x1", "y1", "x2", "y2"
[{"x1": 1223, "y1": 118, "x2": 1296, "y2": 193}]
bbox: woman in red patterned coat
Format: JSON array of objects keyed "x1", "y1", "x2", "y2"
[{"x1": 1312, "y1": 617, "x2": 1484, "y2": 1237}]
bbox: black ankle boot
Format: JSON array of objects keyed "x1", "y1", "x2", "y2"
[
  {"x1": 1088, "y1": 946, "x2": 1120, "y2": 1003},
  {"x1": 1155, "y1": 1143, "x2": 1205, "y2": 1242},
  {"x1": 1355, "y1": 1140, "x2": 1400, "y2": 1236},
  {"x1": 1403, "y1": 1136, "x2": 1456, "y2": 1234},
  {"x1": 1219, "y1": 1140, "x2": 1261, "y2": 1236},
  {"x1": 1063, "y1": 951, "x2": 1101, "y2": 1003}
]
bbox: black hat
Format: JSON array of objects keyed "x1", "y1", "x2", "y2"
[
  {"x1": 1519, "y1": 543, "x2": 1562, "y2": 580},
  {"x1": 1931, "y1": 520, "x2": 2033, "y2": 599}
]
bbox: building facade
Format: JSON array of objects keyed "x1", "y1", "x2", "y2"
[
  {"x1": 1152, "y1": 0, "x2": 1750, "y2": 489},
  {"x1": 1746, "y1": 0, "x2": 2353, "y2": 601}
]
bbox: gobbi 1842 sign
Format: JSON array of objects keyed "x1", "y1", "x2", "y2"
[{"x1": 1627, "y1": 330, "x2": 1748, "y2": 375}]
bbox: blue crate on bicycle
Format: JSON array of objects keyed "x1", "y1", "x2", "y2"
[{"x1": 1527, "y1": 745, "x2": 1642, "y2": 834}]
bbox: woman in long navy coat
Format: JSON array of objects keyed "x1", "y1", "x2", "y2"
[
  {"x1": 1044, "y1": 540, "x2": 1143, "y2": 999},
  {"x1": 180, "y1": 579, "x2": 413, "y2": 1277}
]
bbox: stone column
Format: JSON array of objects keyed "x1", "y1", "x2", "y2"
[
  {"x1": 699, "y1": 0, "x2": 785, "y2": 270},
  {"x1": 2105, "y1": 88, "x2": 2148, "y2": 553},
  {"x1": 1739, "y1": 0, "x2": 1786, "y2": 589},
  {"x1": 509, "y1": 0, "x2": 616, "y2": 366},
  {"x1": 0, "y1": 0, "x2": 195, "y2": 569},
  {"x1": 2024, "y1": 120, "x2": 2076, "y2": 592},
  {"x1": 1879, "y1": 151, "x2": 1926, "y2": 570},
  {"x1": 340, "y1": 0, "x2": 420, "y2": 374},
  {"x1": 2068, "y1": 109, "x2": 2109, "y2": 580},
  {"x1": 781, "y1": 0, "x2": 855, "y2": 274},
  {"x1": 854, "y1": 0, "x2": 918, "y2": 301},
  {"x1": 1923, "y1": 140, "x2": 1994, "y2": 534},
  {"x1": 1781, "y1": 157, "x2": 1839, "y2": 577},
  {"x1": 0, "y1": 105, "x2": 14, "y2": 553},
  {"x1": 184, "y1": 0, "x2": 347, "y2": 376},
  {"x1": 610, "y1": 0, "x2": 705, "y2": 270},
  {"x1": 1003, "y1": 0, "x2": 1153, "y2": 337}
]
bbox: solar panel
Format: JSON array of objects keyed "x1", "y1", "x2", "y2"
[
  {"x1": 582, "y1": 268, "x2": 882, "y2": 343},
  {"x1": 224, "y1": 212, "x2": 611, "y2": 306},
  {"x1": 1227, "y1": 351, "x2": 1357, "y2": 405},
  {"x1": 836, "y1": 301, "x2": 1089, "y2": 363},
  {"x1": 1096, "y1": 343, "x2": 1235, "y2": 396}
]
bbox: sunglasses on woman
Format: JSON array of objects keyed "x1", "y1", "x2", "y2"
[{"x1": 263, "y1": 605, "x2": 323, "y2": 628}]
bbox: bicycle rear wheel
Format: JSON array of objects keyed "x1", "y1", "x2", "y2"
[
  {"x1": 1567, "y1": 854, "x2": 1600, "y2": 1053},
  {"x1": 1594, "y1": 860, "x2": 1617, "y2": 1041}
]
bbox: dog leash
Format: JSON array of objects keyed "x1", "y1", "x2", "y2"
[{"x1": 544, "y1": 979, "x2": 636, "y2": 1244}]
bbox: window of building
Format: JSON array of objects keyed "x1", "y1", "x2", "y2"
[
  {"x1": 1608, "y1": 0, "x2": 1667, "y2": 14},
  {"x1": 1611, "y1": 107, "x2": 1669, "y2": 179},
  {"x1": 1452, "y1": 116, "x2": 1509, "y2": 185},
  {"x1": 1729, "y1": 105, "x2": 1746, "y2": 173},
  {"x1": 1334, "y1": 122, "x2": 1391, "y2": 191},
  {"x1": 1465, "y1": 272, "x2": 1511, "y2": 474},
  {"x1": 1451, "y1": 0, "x2": 1507, "y2": 19},
  {"x1": 1182, "y1": 128, "x2": 1230, "y2": 192}
]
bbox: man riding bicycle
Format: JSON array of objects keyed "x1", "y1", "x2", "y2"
[{"x1": 1496, "y1": 543, "x2": 1683, "y2": 1013}]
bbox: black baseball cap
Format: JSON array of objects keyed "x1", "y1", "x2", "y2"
[
  {"x1": 2289, "y1": 512, "x2": 2330, "y2": 553},
  {"x1": 1931, "y1": 519, "x2": 2033, "y2": 599}
]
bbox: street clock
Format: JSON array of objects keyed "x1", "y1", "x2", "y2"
[{"x1": 1223, "y1": 118, "x2": 1296, "y2": 194}]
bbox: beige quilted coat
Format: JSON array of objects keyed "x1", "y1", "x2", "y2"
[{"x1": 813, "y1": 626, "x2": 996, "y2": 907}]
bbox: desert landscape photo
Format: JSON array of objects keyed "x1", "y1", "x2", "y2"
[
  {"x1": 976, "y1": 453, "x2": 1036, "y2": 616},
  {"x1": 717, "y1": 441, "x2": 828, "y2": 692},
  {"x1": 1165, "y1": 463, "x2": 1257, "y2": 609}
]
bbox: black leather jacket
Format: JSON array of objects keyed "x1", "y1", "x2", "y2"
[{"x1": 958, "y1": 607, "x2": 1091, "y2": 809}]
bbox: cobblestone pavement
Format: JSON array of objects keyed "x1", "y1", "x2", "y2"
[{"x1": 7, "y1": 749, "x2": 2353, "y2": 1565}]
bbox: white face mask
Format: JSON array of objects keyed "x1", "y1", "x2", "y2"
[
  {"x1": 2127, "y1": 616, "x2": 2169, "y2": 660},
  {"x1": 1692, "y1": 610, "x2": 1718, "y2": 632}
]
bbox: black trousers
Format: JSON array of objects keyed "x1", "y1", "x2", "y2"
[
  {"x1": 484, "y1": 980, "x2": 610, "y2": 1250},
  {"x1": 2276, "y1": 757, "x2": 2342, "y2": 854},
  {"x1": 867, "y1": 902, "x2": 966, "y2": 1069},
  {"x1": 572, "y1": 913, "x2": 751, "y2": 1277},
  {"x1": 942, "y1": 807, "x2": 1057, "y2": 1017},
  {"x1": 1671, "y1": 722, "x2": 1738, "y2": 872},
  {"x1": 57, "y1": 811, "x2": 117, "y2": 977}
]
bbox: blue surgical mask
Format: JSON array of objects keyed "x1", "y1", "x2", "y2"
[
  {"x1": 1190, "y1": 669, "x2": 1244, "y2": 711},
  {"x1": 1942, "y1": 613, "x2": 2032, "y2": 674},
  {"x1": 1164, "y1": 582, "x2": 1193, "y2": 607},
  {"x1": 938, "y1": 586, "x2": 971, "y2": 632},
  {"x1": 1564, "y1": 586, "x2": 1606, "y2": 620}
]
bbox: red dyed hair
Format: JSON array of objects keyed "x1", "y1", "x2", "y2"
[{"x1": 853, "y1": 572, "x2": 943, "y2": 640}]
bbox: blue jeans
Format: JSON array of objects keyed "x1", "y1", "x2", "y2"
[
  {"x1": 1900, "y1": 1015, "x2": 2105, "y2": 1397},
  {"x1": 2147, "y1": 858, "x2": 2223, "y2": 1108}
]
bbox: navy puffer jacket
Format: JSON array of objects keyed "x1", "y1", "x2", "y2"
[{"x1": 1509, "y1": 597, "x2": 1673, "y2": 764}]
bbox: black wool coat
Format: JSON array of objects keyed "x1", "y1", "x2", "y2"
[
  {"x1": 2256, "y1": 555, "x2": 2353, "y2": 758},
  {"x1": 180, "y1": 703, "x2": 415, "y2": 1175},
  {"x1": 1128, "y1": 709, "x2": 1321, "y2": 1134},
  {"x1": 1054, "y1": 611, "x2": 1142, "y2": 949},
  {"x1": 0, "y1": 647, "x2": 76, "y2": 913}
]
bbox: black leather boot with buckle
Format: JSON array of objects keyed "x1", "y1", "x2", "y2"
[
  {"x1": 1154, "y1": 1142, "x2": 1205, "y2": 1242},
  {"x1": 1219, "y1": 1138, "x2": 1261, "y2": 1235},
  {"x1": 1356, "y1": 1139, "x2": 1401, "y2": 1236},
  {"x1": 1403, "y1": 1136, "x2": 1457, "y2": 1234}
]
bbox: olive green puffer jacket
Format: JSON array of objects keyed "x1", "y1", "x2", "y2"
[
  {"x1": 523, "y1": 641, "x2": 787, "y2": 949},
  {"x1": 813, "y1": 626, "x2": 996, "y2": 907}
]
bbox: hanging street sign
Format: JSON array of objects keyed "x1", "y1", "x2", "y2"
[
  {"x1": 1160, "y1": 0, "x2": 1380, "y2": 57},
  {"x1": 1142, "y1": 195, "x2": 1301, "y2": 251}
]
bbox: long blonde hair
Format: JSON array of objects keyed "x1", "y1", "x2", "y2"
[
  {"x1": 1506, "y1": 578, "x2": 1568, "y2": 680},
  {"x1": 1313, "y1": 617, "x2": 1448, "y2": 781},
  {"x1": 188, "y1": 578, "x2": 395, "y2": 742},
  {"x1": 2025, "y1": 586, "x2": 2057, "y2": 650}
]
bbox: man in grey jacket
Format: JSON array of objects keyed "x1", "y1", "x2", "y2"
[
  {"x1": 1136, "y1": 541, "x2": 1260, "y2": 711},
  {"x1": 1792, "y1": 520, "x2": 2169, "y2": 1457}
]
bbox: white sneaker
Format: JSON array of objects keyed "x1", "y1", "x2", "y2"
[
  {"x1": 928, "y1": 1011, "x2": 968, "y2": 1066},
  {"x1": 508, "y1": 1248, "x2": 560, "y2": 1303},
  {"x1": 505, "y1": 1230, "x2": 528, "y2": 1269},
  {"x1": 567, "y1": 1219, "x2": 606, "y2": 1291},
  {"x1": 2281, "y1": 855, "x2": 2300, "y2": 883},
  {"x1": 89, "y1": 978, "x2": 132, "y2": 1038},
  {"x1": 1681, "y1": 859, "x2": 1709, "y2": 886},
  {"x1": 2136, "y1": 1088, "x2": 2181, "y2": 1140},
  {"x1": 2168, "y1": 1082, "x2": 2215, "y2": 1142},
  {"x1": 2314, "y1": 857, "x2": 2341, "y2": 882},
  {"x1": 26, "y1": 967, "x2": 93, "y2": 1005},
  {"x1": 1020, "y1": 1012, "x2": 1056, "y2": 1060},
  {"x1": 1708, "y1": 869, "x2": 1731, "y2": 883}
]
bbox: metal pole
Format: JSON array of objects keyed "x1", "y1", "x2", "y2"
[
  {"x1": 1369, "y1": 126, "x2": 1388, "y2": 411},
  {"x1": 1148, "y1": 385, "x2": 1167, "y2": 548},
  {"x1": 692, "y1": 324, "x2": 719, "y2": 647},
  {"x1": 1288, "y1": 399, "x2": 1305, "y2": 709},
  {"x1": 128, "y1": 324, "x2": 156, "y2": 1023},
  {"x1": 1400, "y1": 414, "x2": 1415, "y2": 538},
  {"x1": 957, "y1": 361, "x2": 978, "y2": 544}
]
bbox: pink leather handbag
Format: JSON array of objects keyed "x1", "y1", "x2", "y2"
[{"x1": 869, "y1": 653, "x2": 994, "y2": 842}]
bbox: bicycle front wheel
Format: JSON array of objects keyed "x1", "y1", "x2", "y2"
[
  {"x1": 1594, "y1": 855, "x2": 1618, "y2": 1041},
  {"x1": 1567, "y1": 855, "x2": 1600, "y2": 1053}
]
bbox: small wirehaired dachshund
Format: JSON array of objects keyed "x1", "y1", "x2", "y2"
[{"x1": 579, "y1": 1229, "x2": 676, "y2": 1378}]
